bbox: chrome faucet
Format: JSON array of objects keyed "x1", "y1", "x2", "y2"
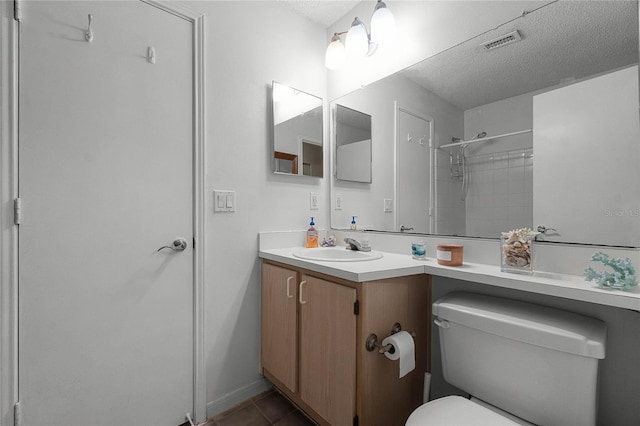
[
  {"x1": 400, "y1": 225, "x2": 414, "y2": 232},
  {"x1": 344, "y1": 237, "x2": 371, "y2": 252},
  {"x1": 535, "y1": 225, "x2": 558, "y2": 241},
  {"x1": 537, "y1": 225, "x2": 557, "y2": 234}
]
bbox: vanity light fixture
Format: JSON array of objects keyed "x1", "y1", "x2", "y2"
[
  {"x1": 325, "y1": 33, "x2": 347, "y2": 70},
  {"x1": 325, "y1": 0, "x2": 396, "y2": 70}
]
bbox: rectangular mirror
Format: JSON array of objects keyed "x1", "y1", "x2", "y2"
[
  {"x1": 329, "y1": 0, "x2": 639, "y2": 247},
  {"x1": 335, "y1": 104, "x2": 372, "y2": 183},
  {"x1": 272, "y1": 81, "x2": 323, "y2": 177}
]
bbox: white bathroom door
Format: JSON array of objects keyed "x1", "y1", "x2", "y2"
[
  {"x1": 396, "y1": 107, "x2": 434, "y2": 233},
  {"x1": 18, "y1": 2, "x2": 195, "y2": 425}
]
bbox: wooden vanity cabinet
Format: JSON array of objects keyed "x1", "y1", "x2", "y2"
[
  {"x1": 261, "y1": 260, "x2": 431, "y2": 426},
  {"x1": 261, "y1": 262, "x2": 357, "y2": 425}
]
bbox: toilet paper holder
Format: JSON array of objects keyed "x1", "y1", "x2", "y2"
[{"x1": 365, "y1": 322, "x2": 416, "y2": 354}]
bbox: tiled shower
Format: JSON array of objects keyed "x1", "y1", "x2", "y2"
[
  {"x1": 464, "y1": 148, "x2": 533, "y2": 238},
  {"x1": 435, "y1": 146, "x2": 533, "y2": 238}
]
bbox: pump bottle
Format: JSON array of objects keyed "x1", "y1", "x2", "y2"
[{"x1": 306, "y1": 217, "x2": 318, "y2": 248}]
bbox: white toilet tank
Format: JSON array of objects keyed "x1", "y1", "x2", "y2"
[{"x1": 433, "y1": 292, "x2": 606, "y2": 426}]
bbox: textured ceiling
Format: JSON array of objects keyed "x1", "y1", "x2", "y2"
[
  {"x1": 278, "y1": 0, "x2": 360, "y2": 28},
  {"x1": 400, "y1": 1, "x2": 639, "y2": 110}
]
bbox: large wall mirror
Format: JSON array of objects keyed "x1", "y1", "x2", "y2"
[
  {"x1": 272, "y1": 81, "x2": 323, "y2": 177},
  {"x1": 330, "y1": 0, "x2": 640, "y2": 247}
]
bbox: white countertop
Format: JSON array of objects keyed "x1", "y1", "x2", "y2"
[
  {"x1": 260, "y1": 247, "x2": 426, "y2": 282},
  {"x1": 259, "y1": 247, "x2": 640, "y2": 311}
]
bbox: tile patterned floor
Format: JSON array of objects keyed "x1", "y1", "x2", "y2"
[{"x1": 201, "y1": 389, "x2": 317, "y2": 426}]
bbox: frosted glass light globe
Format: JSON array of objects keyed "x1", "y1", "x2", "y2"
[
  {"x1": 370, "y1": 4, "x2": 396, "y2": 45},
  {"x1": 325, "y1": 37, "x2": 346, "y2": 70},
  {"x1": 345, "y1": 19, "x2": 369, "y2": 58}
]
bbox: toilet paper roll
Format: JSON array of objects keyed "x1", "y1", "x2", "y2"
[{"x1": 382, "y1": 330, "x2": 415, "y2": 378}]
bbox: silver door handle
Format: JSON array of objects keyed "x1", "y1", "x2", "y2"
[{"x1": 157, "y1": 238, "x2": 188, "y2": 252}]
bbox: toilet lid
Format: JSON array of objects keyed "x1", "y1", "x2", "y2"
[{"x1": 406, "y1": 396, "x2": 522, "y2": 426}]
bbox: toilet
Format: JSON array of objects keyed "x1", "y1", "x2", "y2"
[{"x1": 406, "y1": 292, "x2": 607, "y2": 426}]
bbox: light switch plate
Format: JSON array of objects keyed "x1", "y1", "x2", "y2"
[
  {"x1": 214, "y1": 190, "x2": 236, "y2": 212},
  {"x1": 384, "y1": 198, "x2": 393, "y2": 212},
  {"x1": 310, "y1": 192, "x2": 318, "y2": 210}
]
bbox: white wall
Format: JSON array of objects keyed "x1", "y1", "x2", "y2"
[{"x1": 182, "y1": 0, "x2": 328, "y2": 416}]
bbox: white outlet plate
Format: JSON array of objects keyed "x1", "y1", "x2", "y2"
[
  {"x1": 335, "y1": 193, "x2": 342, "y2": 210},
  {"x1": 310, "y1": 192, "x2": 318, "y2": 210}
]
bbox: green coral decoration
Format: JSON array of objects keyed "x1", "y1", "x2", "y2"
[{"x1": 584, "y1": 252, "x2": 638, "y2": 291}]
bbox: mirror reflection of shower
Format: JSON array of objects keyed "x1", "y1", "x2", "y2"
[
  {"x1": 451, "y1": 132, "x2": 487, "y2": 201},
  {"x1": 449, "y1": 139, "x2": 464, "y2": 180}
]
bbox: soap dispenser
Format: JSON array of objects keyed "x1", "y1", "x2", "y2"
[
  {"x1": 350, "y1": 216, "x2": 357, "y2": 230},
  {"x1": 306, "y1": 217, "x2": 318, "y2": 248}
]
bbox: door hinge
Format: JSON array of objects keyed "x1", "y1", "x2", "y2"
[
  {"x1": 14, "y1": 198, "x2": 22, "y2": 225},
  {"x1": 354, "y1": 300, "x2": 359, "y2": 316},
  {"x1": 14, "y1": 401, "x2": 23, "y2": 426},
  {"x1": 353, "y1": 414, "x2": 359, "y2": 426},
  {"x1": 14, "y1": 0, "x2": 22, "y2": 22}
]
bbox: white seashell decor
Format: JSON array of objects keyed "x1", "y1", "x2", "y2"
[{"x1": 501, "y1": 228, "x2": 538, "y2": 273}]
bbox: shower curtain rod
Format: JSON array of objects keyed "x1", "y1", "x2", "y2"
[{"x1": 440, "y1": 129, "x2": 532, "y2": 149}]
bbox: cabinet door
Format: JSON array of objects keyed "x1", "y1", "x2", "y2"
[
  {"x1": 261, "y1": 263, "x2": 298, "y2": 392},
  {"x1": 299, "y1": 275, "x2": 357, "y2": 426}
]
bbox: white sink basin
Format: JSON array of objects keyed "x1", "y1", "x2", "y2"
[{"x1": 293, "y1": 247, "x2": 383, "y2": 262}]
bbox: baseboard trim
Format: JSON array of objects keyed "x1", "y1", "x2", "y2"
[{"x1": 206, "y1": 378, "x2": 272, "y2": 419}]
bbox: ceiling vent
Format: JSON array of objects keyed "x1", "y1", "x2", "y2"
[{"x1": 481, "y1": 30, "x2": 523, "y2": 51}]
